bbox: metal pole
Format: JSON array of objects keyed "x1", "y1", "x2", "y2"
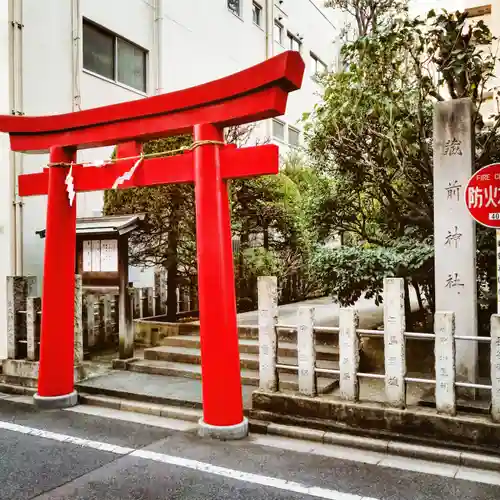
[{"x1": 497, "y1": 230, "x2": 500, "y2": 314}]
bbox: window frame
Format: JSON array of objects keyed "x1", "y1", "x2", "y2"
[
  {"x1": 252, "y1": 2, "x2": 263, "y2": 27},
  {"x1": 310, "y1": 51, "x2": 328, "y2": 77},
  {"x1": 272, "y1": 119, "x2": 286, "y2": 142},
  {"x1": 82, "y1": 18, "x2": 148, "y2": 94},
  {"x1": 227, "y1": 0, "x2": 242, "y2": 17},
  {"x1": 288, "y1": 126, "x2": 300, "y2": 147},
  {"x1": 274, "y1": 21, "x2": 284, "y2": 45},
  {"x1": 287, "y1": 32, "x2": 302, "y2": 52}
]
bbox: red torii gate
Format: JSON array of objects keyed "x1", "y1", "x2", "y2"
[{"x1": 0, "y1": 51, "x2": 304, "y2": 439}]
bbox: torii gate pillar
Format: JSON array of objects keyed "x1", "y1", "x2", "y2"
[
  {"x1": 194, "y1": 124, "x2": 245, "y2": 436},
  {"x1": 0, "y1": 51, "x2": 305, "y2": 439},
  {"x1": 34, "y1": 146, "x2": 79, "y2": 408}
]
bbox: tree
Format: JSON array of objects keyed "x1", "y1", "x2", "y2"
[
  {"x1": 324, "y1": 0, "x2": 408, "y2": 37},
  {"x1": 104, "y1": 125, "x2": 320, "y2": 318},
  {"x1": 104, "y1": 135, "x2": 195, "y2": 321},
  {"x1": 304, "y1": 9, "x2": 500, "y2": 328}
]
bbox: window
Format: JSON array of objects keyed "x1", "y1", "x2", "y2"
[
  {"x1": 228, "y1": 0, "x2": 241, "y2": 16},
  {"x1": 83, "y1": 22, "x2": 114, "y2": 81},
  {"x1": 83, "y1": 20, "x2": 147, "y2": 92},
  {"x1": 274, "y1": 21, "x2": 283, "y2": 45},
  {"x1": 287, "y1": 32, "x2": 302, "y2": 52},
  {"x1": 288, "y1": 127, "x2": 300, "y2": 147},
  {"x1": 272, "y1": 119, "x2": 285, "y2": 141},
  {"x1": 117, "y1": 39, "x2": 147, "y2": 92},
  {"x1": 252, "y1": 2, "x2": 262, "y2": 26},
  {"x1": 310, "y1": 52, "x2": 328, "y2": 77}
]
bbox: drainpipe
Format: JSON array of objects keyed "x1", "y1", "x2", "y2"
[
  {"x1": 265, "y1": 0, "x2": 275, "y2": 140},
  {"x1": 265, "y1": 0, "x2": 274, "y2": 60},
  {"x1": 8, "y1": 0, "x2": 16, "y2": 276},
  {"x1": 71, "y1": 0, "x2": 82, "y2": 111},
  {"x1": 154, "y1": 0, "x2": 164, "y2": 94},
  {"x1": 9, "y1": 0, "x2": 24, "y2": 276}
]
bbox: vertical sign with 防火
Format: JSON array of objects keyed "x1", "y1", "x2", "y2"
[
  {"x1": 464, "y1": 162, "x2": 500, "y2": 314},
  {"x1": 433, "y1": 99, "x2": 477, "y2": 385}
]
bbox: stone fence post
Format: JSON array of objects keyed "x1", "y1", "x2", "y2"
[
  {"x1": 384, "y1": 278, "x2": 406, "y2": 408},
  {"x1": 74, "y1": 275, "x2": 83, "y2": 364},
  {"x1": 434, "y1": 311, "x2": 456, "y2": 416},
  {"x1": 132, "y1": 288, "x2": 141, "y2": 319},
  {"x1": 297, "y1": 306, "x2": 316, "y2": 397},
  {"x1": 339, "y1": 308, "x2": 359, "y2": 401},
  {"x1": 7, "y1": 276, "x2": 36, "y2": 359},
  {"x1": 26, "y1": 296, "x2": 41, "y2": 361},
  {"x1": 258, "y1": 276, "x2": 278, "y2": 392},
  {"x1": 154, "y1": 268, "x2": 167, "y2": 316},
  {"x1": 84, "y1": 295, "x2": 96, "y2": 348},
  {"x1": 492, "y1": 315, "x2": 500, "y2": 423}
]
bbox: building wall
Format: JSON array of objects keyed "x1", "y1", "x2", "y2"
[{"x1": 0, "y1": 0, "x2": 340, "y2": 356}]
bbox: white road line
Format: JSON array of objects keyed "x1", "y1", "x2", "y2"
[
  {"x1": 0, "y1": 420, "x2": 134, "y2": 455},
  {"x1": 132, "y1": 449, "x2": 376, "y2": 500},
  {"x1": 0, "y1": 419, "x2": 376, "y2": 500}
]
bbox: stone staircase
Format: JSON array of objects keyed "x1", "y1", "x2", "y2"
[{"x1": 117, "y1": 325, "x2": 340, "y2": 394}]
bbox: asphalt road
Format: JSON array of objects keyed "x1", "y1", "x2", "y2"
[{"x1": 0, "y1": 397, "x2": 498, "y2": 499}]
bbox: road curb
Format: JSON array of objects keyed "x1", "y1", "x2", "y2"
[
  {"x1": 0, "y1": 383, "x2": 36, "y2": 396},
  {"x1": 257, "y1": 421, "x2": 500, "y2": 471},
  {"x1": 78, "y1": 393, "x2": 203, "y2": 422}
]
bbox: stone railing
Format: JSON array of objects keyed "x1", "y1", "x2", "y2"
[
  {"x1": 256, "y1": 276, "x2": 499, "y2": 422},
  {"x1": 6, "y1": 275, "x2": 158, "y2": 362},
  {"x1": 152, "y1": 268, "x2": 198, "y2": 318}
]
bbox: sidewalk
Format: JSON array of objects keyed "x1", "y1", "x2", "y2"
[{"x1": 77, "y1": 371, "x2": 256, "y2": 410}]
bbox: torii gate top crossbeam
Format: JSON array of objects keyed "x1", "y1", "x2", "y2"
[{"x1": 0, "y1": 51, "x2": 304, "y2": 153}]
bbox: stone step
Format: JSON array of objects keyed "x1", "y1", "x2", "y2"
[
  {"x1": 160, "y1": 336, "x2": 339, "y2": 361},
  {"x1": 144, "y1": 345, "x2": 339, "y2": 371},
  {"x1": 125, "y1": 359, "x2": 338, "y2": 393},
  {"x1": 175, "y1": 324, "x2": 339, "y2": 345}
]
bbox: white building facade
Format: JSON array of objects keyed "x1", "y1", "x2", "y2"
[{"x1": 0, "y1": 0, "x2": 341, "y2": 359}]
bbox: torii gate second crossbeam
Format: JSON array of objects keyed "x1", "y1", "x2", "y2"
[{"x1": 0, "y1": 50, "x2": 305, "y2": 440}]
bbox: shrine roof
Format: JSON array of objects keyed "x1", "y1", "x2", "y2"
[{"x1": 36, "y1": 214, "x2": 145, "y2": 239}]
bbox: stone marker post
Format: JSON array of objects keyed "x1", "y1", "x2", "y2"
[{"x1": 433, "y1": 99, "x2": 478, "y2": 386}]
